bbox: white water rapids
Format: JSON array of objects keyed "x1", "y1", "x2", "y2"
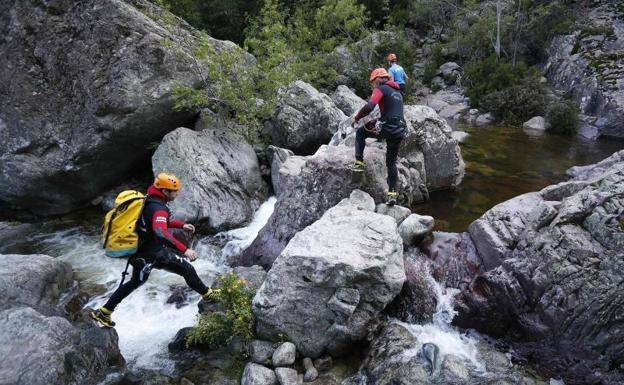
[{"x1": 6, "y1": 198, "x2": 276, "y2": 371}]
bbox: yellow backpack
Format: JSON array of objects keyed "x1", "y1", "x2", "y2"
[{"x1": 102, "y1": 190, "x2": 146, "y2": 258}]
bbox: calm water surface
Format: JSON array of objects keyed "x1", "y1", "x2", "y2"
[{"x1": 415, "y1": 125, "x2": 624, "y2": 232}]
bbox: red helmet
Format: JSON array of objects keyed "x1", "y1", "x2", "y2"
[
  {"x1": 387, "y1": 53, "x2": 397, "y2": 61},
  {"x1": 369, "y1": 68, "x2": 390, "y2": 82}
]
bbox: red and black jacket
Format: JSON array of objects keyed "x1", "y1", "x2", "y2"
[
  {"x1": 138, "y1": 185, "x2": 187, "y2": 255},
  {"x1": 354, "y1": 80, "x2": 405, "y2": 136}
]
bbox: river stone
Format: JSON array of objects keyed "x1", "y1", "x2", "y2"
[
  {"x1": 0, "y1": 0, "x2": 247, "y2": 216},
  {"x1": 398, "y1": 214, "x2": 434, "y2": 247},
  {"x1": 250, "y1": 340, "x2": 275, "y2": 365},
  {"x1": 330, "y1": 85, "x2": 365, "y2": 116},
  {"x1": 152, "y1": 126, "x2": 268, "y2": 233},
  {"x1": 275, "y1": 367, "x2": 299, "y2": 385},
  {"x1": 543, "y1": 3, "x2": 624, "y2": 139},
  {"x1": 241, "y1": 363, "x2": 277, "y2": 385},
  {"x1": 523, "y1": 116, "x2": 548, "y2": 131},
  {"x1": 0, "y1": 254, "x2": 73, "y2": 316},
  {"x1": 271, "y1": 81, "x2": 346, "y2": 155},
  {"x1": 272, "y1": 342, "x2": 297, "y2": 367},
  {"x1": 252, "y1": 191, "x2": 405, "y2": 357},
  {"x1": 566, "y1": 149, "x2": 624, "y2": 181},
  {"x1": 439, "y1": 62, "x2": 461, "y2": 78},
  {"x1": 266, "y1": 146, "x2": 294, "y2": 196},
  {"x1": 474, "y1": 113, "x2": 495, "y2": 126},
  {"x1": 236, "y1": 147, "x2": 392, "y2": 268},
  {"x1": 375, "y1": 204, "x2": 412, "y2": 225},
  {"x1": 455, "y1": 153, "x2": 624, "y2": 384},
  {"x1": 0, "y1": 307, "x2": 123, "y2": 385}
]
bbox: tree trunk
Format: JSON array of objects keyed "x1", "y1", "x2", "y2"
[{"x1": 495, "y1": 0, "x2": 501, "y2": 61}]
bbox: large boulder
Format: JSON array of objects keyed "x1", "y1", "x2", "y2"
[
  {"x1": 0, "y1": 0, "x2": 247, "y2": 216},
  {"x1": 252, "y1": 191, "x2": 405, "y2": 358},
  {"x1": 270, "y1": 81, "x2": 346, "y2": 155},
  {"x1": 455, "y1": 153, "x2": 624, "y2": 384},
  {"x1": 330, "y1": 85, "x2": 365, "y2": 116},
  {"x1": 0, "y1": 307, "x2": 124, "y2": 385},
  {"x1": 235, "y1": 145, "x2": 392, "y2": 267},
  {"x1": 266, "y1": 145, "x2": 294, "y2": 196},
  {"x1": 543, "y1": 2, "x2": 624, "y2": 139},
  {"x1": 346, "y1": 321, "x2": 549, "y2": 385},
  {"x1": 0, "y1": 254, "x2": 73, "y2": 316},
  {"x1": 152, "y1": 126, "x2": 268, "y2": 232}
]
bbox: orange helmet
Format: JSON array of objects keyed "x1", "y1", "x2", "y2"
[
  {"x1": 387, "y1": 53, "x2": 397, "y2": 61},
  {"x1": 153, "y1": 172, "x2": 181, "y2": 191},
  {"x1": 369, "y1": 68, "x2": 390, "y2": 82}
]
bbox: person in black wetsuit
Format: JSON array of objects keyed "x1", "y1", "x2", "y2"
[
  {"x1": 91, "y1": 173, "x2": 219, "y2": 328},
  {"x1": 350, "y1": 68, "x2": 407, "y2": 206}
]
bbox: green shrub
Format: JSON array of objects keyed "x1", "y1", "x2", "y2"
[
  {"x1": 185, "y1": 272, "x2": 255, "y2": 349},
  {"x1": 423, "y1": 44, "x2": 445, "y2": 86},
  {"x1": 479, "y1": 78, "x2": 547, "y2": 124},
  {"x1": 546, "y1": 99, "x2": 579, "y2": 135},
  {"x1": 464, "y1": 56, "x2": 538, "y2": 108}
]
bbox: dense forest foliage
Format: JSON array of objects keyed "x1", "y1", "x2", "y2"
[{"x1": 153, "y1": 0, "x2": 583, "y2": 137}]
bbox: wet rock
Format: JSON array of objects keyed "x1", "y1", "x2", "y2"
[
  {"x1": 398, "y1": 214, "x2": 434, "y2": 247},
  {"x1": 455, "y1": 153, "x2": 624, "y2": 384},
  {"x1": 313, "y1": 356, "x2": 333, "y2": 373},
  {"x1": 252, "y1": 192, "x2": 405, "y2": 357},
  {"x1": 169, "y1": 327, "x2": 192, "y2": 352},
  {"x1": 273, "y1": 342, "x2": 297, "y2": 367},
  {"x1": 271, "y1": 81, "x2": 346, "y2": 155},
  {"x1": 275, "y1": 367, "x2": 299, "y2": 385},
  {"x1": 423, "y1": 232, "x2": 484, "y2": 289},
  {"x1": 303, "y1": 358, "x2": 319, "y2": 382},
  {"x1": 384, "y1": 249, "x2": 437, "y2": 324},
  {"x1": 0, "y1": 0, "x2": 245, "y2": 217},
  {"x1": 566, "y1": 149, "x2": 624, "y2": 181},
  {"x1": 0, "y1": 254, "x2": 72, "y2": 316},
  {"x1": 152, "y1": 126, "x2": 268, "y2": 233},
  {"x1": 266, "y1": 146, "x2": 294, "y2": 196},
  {"x1": 0, "y1": 307, "x2": 124, "y2": 385},
  {"x1": 375, "y1": 204, "x2": 412, "y2": 225},
  {"x1": 242, "y1": 363, "x2": 277, "y2": 385},
  {"x1": 250, "y1": 340, "x2": 275, "y2": 365},
  {"x1": 330, "y1": 85, "x2": 365, "y2": 116},
  {"x1": 474, "y1": 113, "x2": 495, "y2": 126}
]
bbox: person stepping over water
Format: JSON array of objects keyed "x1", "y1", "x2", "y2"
[
  {"x1": 91, "y1": 173, "x2": 220, "y2": 328},
  {"x1": 350, "y1": 68, "x2": 407, "y2": 206}
]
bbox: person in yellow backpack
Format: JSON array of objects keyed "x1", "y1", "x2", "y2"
[{"x1": 91, "y1": 173, "x2": 220, "y2": 328}]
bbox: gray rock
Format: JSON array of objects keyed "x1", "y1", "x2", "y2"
[
  {"x1": 566, "y1": 149, "x2": 624, "y2": 181},
  {"x1": 0, "y1": 307, "x2": 123, "y2": 385},
  {"x1": 242, "y1": 363, "x2": 277, "y2": 385},
  {"x1": 236, "y1": 147, "x2": 397, "y2": 267},
  {"x1": 439, "y1": 62, "x2": 461, "y2": 78},
  {"x1": 271, "y1": 81, "x2": 346, "y2": 155},
  {"x1": 543, "y1": 4, "x2": 624, "y2": 139},
  {"x1": 354, "y1": 321, "x2": 549, "y2": 385},
  {"x1": 431, "y1": 76, "x2": 446, "y2": 90},
  {"x1": 455, "y1": 153, "x2": 624, "y2": 384},
  {"x1": 474, "y1": 113, "x2": 495, "y2": 126},
  {"x1": 272, "y1": 342, "x2": 297, "y2": 367},
  {"x1": 303, "y1": 357, "x2": 314, "y2": 370},
  {"x1": 250, "y1": 340, "x2": 275, "y2": 365},
  {"x1": 423, "y1": 232, "x2": 484, "y2": 289},
  {"x1": 330, "y1": 32, "x2": 397, "y2": 85},
  {"x1": 303, "y1": 367, "x2": 319, "y2": 382},
  {"x1": 523, "y1": 116, "x2": 548, "y2": 131},
  {"x1": 450, "y1": 130, "x2": 469, "y2": 143},
  {"x1": 252, "y1": 192, "x2": 405, "y2": 357},
  {"x1": 232, "y1": 266, "x2": 267, "y2": 294},
  {"x1": 375, "y1": 204, "x2": 412, "y2": 225},
  {"x1": 0, "y1": 0, "x2": 246, "y2": 216},
  {"x1": 313, "y1": 356, "x2": 333, "y2": 373},
  {"x1": 266, "y1": 146, "x2": 294, "y2": 196},
  {"x1": 0, "y1": 254, "x2": 72, "y2": 315},
  {"x1": 275, "y1": 367, "x2": 299, "y2": 385},
  {"x1": 330, "y1": 86, "x2": 365, "y2": 116},
  {"x1": 398, "y1": 214, "x2": 435, "y2": 247},
  {"x1": 152, "y1": 126, "x2": 268, "y2": 232}
]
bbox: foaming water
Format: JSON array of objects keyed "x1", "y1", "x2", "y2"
[
  {"x1": 3, "y1": 198, "x2": 276, "y2": 371},
  {"x1": 397, "y1": 271, "x2": 485, "y2": 373}
]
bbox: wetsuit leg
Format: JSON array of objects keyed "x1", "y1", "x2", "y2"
[
  {"x1": 104, "y1": 257, "x2": 150, "y2": 311},
  {"x1": 155, "y1": 250, "x2": 208, "y2": 295},
  {"x1": 355, "y1": 124, "x2": 378, "y2": 161},
  {"x1": 385, "y1": 136, "x2": 402, "y2": 191}
]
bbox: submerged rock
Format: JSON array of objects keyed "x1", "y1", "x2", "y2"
[
  {"x1": 252, "y1": 191, "x2": 405, "y2": 358},
  {"x1": 152, "y1": 126, "x2": 268, "y2": 233}
]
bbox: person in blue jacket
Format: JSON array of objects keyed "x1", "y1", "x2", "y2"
[{"x1": 387, "y1": 53, "x2": 408, "y2": 96}]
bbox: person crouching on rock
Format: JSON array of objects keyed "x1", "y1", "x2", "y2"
[
  {"x1": 91, "y1": 173, "x2": 220, "y2": 328},
  {"x1": 350, "y1": 68, "x2": 407, "y2": 206}
]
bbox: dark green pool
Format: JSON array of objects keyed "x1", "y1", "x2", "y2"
[{"x1": 414, "y1": 125, "x2": 624, "y2": 232}]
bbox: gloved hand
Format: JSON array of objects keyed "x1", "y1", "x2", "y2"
[
  {"x1": 184, "y1": 249, "x2": 198, "y2": 261},
  {"x1": 183, "y1": 223, "x2": 195, "y2": 234}
]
